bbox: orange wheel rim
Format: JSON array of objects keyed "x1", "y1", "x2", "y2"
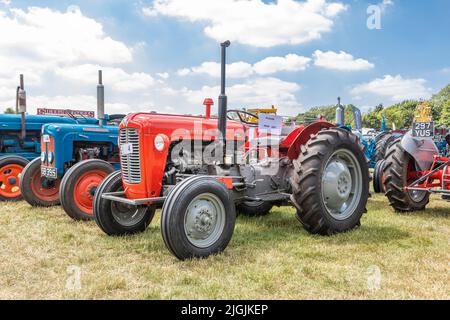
[
  {"x1": 0, "y1": 164, "x2": 24, "y2": 198},
  {"x1": 73, "y1": 170, "x2": 109, "y2": 215}
]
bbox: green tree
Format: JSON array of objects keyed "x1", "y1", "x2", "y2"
[
  {"x1": 4, "y1": 107, "x2": 16, "y2": 114},
  {"x1": 439, "y1": 100, "x2": 450, "y2": 127}
]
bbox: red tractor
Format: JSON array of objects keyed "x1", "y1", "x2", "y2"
[
  {"x1": 93, "y1": 41, "x2": 369, "y2": 260},
  {"x1": 383, "y1": 111, "x2": 450, "y2": 211}
]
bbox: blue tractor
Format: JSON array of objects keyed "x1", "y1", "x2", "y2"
[
  {"x1": 20, "y1": 71, "x2": 124, "y2": 221},
  {"x1": 0, "y1": 75, "x2": 98, "y2": 201}
]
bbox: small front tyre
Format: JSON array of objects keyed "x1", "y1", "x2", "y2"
[
  {"x1": 20, "y1": 157, "x2": 61, "y2": 207},
  {"x1": 161, "y1": 176, "x2": 236, "y2": 260},
  {"x1": 60, "y1": 159, "x2": 115, "y2": 221},
  {"x1": 93, "y1": 171, "x2": 156, "y2": 235}
]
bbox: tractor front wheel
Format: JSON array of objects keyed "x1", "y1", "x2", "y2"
[
  {"x1": 20, "y1": 158, "x2": 61, "y2": 207},
  {"x1": 0, "y1": 156, "x2": 29, "y2": 201},
  {"x1": 93, "y1": 171, "x2": 155, "y2": 235},
  {"x1": 60, "y1": 159, "x2": 115, "y2": 221},
  {"x1": 290, "y1": 127, "x2": 369, "y2": 235},
  {"x1": 161, "y1": 176, "x2": 236, "y2": 260},
  {"x1": 383, "y1": 140, "x2": 430, "y2": 212}
]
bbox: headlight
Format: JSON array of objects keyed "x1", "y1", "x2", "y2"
[
  {"x1": 48, "y1": 152, "x2": 54, "y2": 164},
  {"x1": 154, "y1": 134, "x2": 166, "y2": 152},
  {"x1": 40, "y1": 151, "x2": 46, "y2": 162}
]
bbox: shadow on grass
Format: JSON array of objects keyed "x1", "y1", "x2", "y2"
[
  {"x1": 233, "y1": 212, "x2": 411, "y2": 247},
  {"x1": 394, "y1": 207, "x2": 450, "y2": 218}
]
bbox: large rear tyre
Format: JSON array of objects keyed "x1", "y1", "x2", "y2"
[
  {"x1": 20, "y1": 158, "x2": 61, "y2": 207},
  {"x1": 375, "y1": 133, "x2": 395, "y2": 163},
  {"x1": 93, "y1": 171, "x2": 155, "y2": 236},
  {"x1": 373, "y1": 160, "x2": 386, "y2": 193},
  {"x1": 383, "y1": 140, "x2": 430, "y2": 212},
  {"x1": 161, "y1": 176, "x2": 236, "y2": 260},
  {"x1": 0, "y1": 156, "x2": 29, "y2": 201},
  {"x1": 60, "y1": 159, "x2": 115, "y2": 221},
  {"x1": 237, "y1": 201, "x2": 273, "y2": 217},
  {"x1": 290, "y1": 127, "x2": 369, "y2": 235}
]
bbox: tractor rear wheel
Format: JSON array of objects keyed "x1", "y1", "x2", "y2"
[
  {"x1": 20, "y1": 158, "x2": 61, "y2": 207},
  {"x1": 290, "y1": 127, "x2": 369, "y2": 235},
  {"x1": 60, "y1": 159, "x2": 115, "y2": 221},
  {"x1": 383, "y1": 140, "x2": 430, "y2": 212},
  {"x1": 161, "y1": 176, "x2": 236, "y2": 260},
  {"x1": 0, "y1": 156, "x2": 29, "y2": 201},
  {"x1": 237, "y1": 201, "x2": 273, "y2": 217},
  {"x1": 375, "y1": 133, "x2": 395, "y2": 163},
  {"x1": 93, "y1": 171, "x2": 155, "y2": 235},
  {"x1": 373, "y1": 160, "x2": 386, "y2": 193}
]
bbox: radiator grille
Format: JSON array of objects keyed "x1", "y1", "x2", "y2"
[{"x1": 119, "y1": 128, "x2": 141, "y2": 184}]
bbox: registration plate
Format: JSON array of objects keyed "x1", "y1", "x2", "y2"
[
  {"x1": 41, "y1": 166, "x2": 57, "y2": 179},
  {"x1": 121, "y1": 143, "x2": 133, "y2": 156},
  {"x1": 412, "y1": 121, "x2": 434, "y2": 139}
]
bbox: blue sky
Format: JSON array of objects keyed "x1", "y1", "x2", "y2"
[{"x1": 0, "y1": 0, "x2": 448, "y2": 116}]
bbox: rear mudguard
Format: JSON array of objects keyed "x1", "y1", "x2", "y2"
[
  {"x1": 285, "y1": 121, "x2": 335, "y2": 160},
  {"x1": 400, "y1": 131, "x2": 438, "y2": 171}
]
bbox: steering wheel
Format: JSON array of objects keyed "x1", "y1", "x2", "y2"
[{"x1": 227, "y1": 109, "x2": 259, "y2": 126}]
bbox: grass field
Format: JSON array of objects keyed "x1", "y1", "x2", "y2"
[{"x1": 0, "y1": 191, "x2": 448, "y2": 300}]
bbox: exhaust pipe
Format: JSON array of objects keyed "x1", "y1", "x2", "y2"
[
  {"x1": 352, "y1": 106, "x2": 362, "y2": 132},
  {"x1": 17, "y1": 74, "x2": 27, "y2": 140},
  {"x1": 218, "y1": 41, "x2": 230, "y2": 141},
  {"x1": 335, "y1": 97, "x2": 344, "y2": 127},
  {"x1": 97, "y1": 70, "x2": 105, "y2": 126}
]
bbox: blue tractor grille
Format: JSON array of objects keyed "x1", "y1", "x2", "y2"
[{"x1": 119, "y1": 128, "x2": 142, "y2": 184}]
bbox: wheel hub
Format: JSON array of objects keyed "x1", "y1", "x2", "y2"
[
  {"x1": 186, "y1": 201, "x2": 217, "y2": 240},
  {"x1": 184, "y1": 193, "x2": 226, "y2": 248},
  {"x1": 323, "y1": 159, "x2": 353, "y2": 211}
]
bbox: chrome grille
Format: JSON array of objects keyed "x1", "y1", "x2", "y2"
[{"x1": 119, "y1": 128, "x2": 141, "y2": 184}]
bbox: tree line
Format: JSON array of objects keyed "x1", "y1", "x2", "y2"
[{"x1": 296, "y1": 84, "x2": 450, "y2": 129}]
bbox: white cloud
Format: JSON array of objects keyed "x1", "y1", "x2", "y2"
[
  {"x1": 178, "y1": 54, "x2": 311, "y2": 78},
  {"x1": 441, "y1": 68, "x2": 450, "y2": 73},
  {"x1": 157, "y1": 72, "x2": 170, "y2": 79},
  {"x1": 54, "y1": 64, "x2": 156, "y2": 93},
  {"x1": 253, "y1": 54, "x2": 311, "y2": 75},
  {"x1": 351, "y1": 75, "x2": 432, "y2": 102},
  {"x1": 0, "y1": 6, "x2": 131, "y2": 65},
  {"x1": 380, "y1": 0, "x2": 394, "y2": 12},
  {"x1": 143, "y1": 0, "x2": 347, "y2": 47},
  {"x1": 179, "y1": 61, "x2": 254, "y2": 78},
  {"x1": 0, "y1": 0, "x2": 11, "y2": 6},
  {"x1": 180, "y1": 77, "x2": 302, "y2": 115},
  {"x1": 313, "y1": 50, "x2": 374, "y2": 71}
]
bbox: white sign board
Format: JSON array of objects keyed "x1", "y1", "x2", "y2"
[
  {"x1": 120, "y1": 143, "x2": 134, "y2": 156},
  {"x1": 258, "y1": 114, "x2": 283, "y2": 135}
]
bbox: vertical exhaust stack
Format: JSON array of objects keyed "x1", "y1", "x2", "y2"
[
  {"x1": 335, "y1": 97, "x2": 344, "y2": 127},
  {"x1": 218, "y1": 41, "x2": 230, "y2": 142},
  {"x1": 352, "y1": 106, "x2": 362, "y2": 132},
  {"x1": 17, "y1": 74, "x2": 27, "y2": 140},
  {"x1": 97, "y1": 70, "x2": 105, "y2": 127}
]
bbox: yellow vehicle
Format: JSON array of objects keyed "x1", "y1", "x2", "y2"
[{"x1": 245, "y1": 105, "x2": 278, "y2": 123}]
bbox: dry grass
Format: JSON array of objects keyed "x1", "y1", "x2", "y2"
[{"x1": 0, "y1": 192, "x2": 448, "y2": 300}]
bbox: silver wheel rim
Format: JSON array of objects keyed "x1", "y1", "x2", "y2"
[
  {"x1": 321, "y1": 149, "x2": 363, "y2": 220},
  {"x1": 184, "y1": 193, "x2": 226, "y2": 248},
  {"x1": 111, "y1": 202, "x2": 147, "y2": 227}
]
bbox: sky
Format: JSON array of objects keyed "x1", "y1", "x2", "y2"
[{"x1": 0, "y1": 0, "x2": 448, "y2": 116}]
